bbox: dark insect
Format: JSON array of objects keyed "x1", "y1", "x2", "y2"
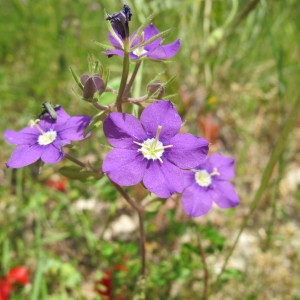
[
  {"x1": 39, "y1": 102, "x2": 60, "y2": 121},
  {"x1": 106, "y1": 4, "x2": 132, "y2": 40}
]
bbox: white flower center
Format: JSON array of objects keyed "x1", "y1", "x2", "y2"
[
  {"x1": 134, "y1": 125, "x2": 173, "y2": 163},
  {"x1": 133, "y1": 47, "x2": 147, "y2": 57},
  {"x1": 38, "y1": 130, "x2": 57, "y2": 145},
  {"x1": 138, "y1": 138, "x2": 165, "y2": 161},
  {"x1": 195, "y1": 168, "x2": 220, "y2": 187},
  {"x1": 195, "y1": 170, "x2": 212, "y2": 187},
  {"x1": 131, "y1": 32, "x2": 147, "y2": 57}
]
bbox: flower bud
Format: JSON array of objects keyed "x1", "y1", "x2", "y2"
[
  {"x1": 80, "y1": 74, "x2": 105, "y2": 100},
  {"x1": 106, "y1": 4, "x2": 132, "y2": 40},
  {"x1": 147, "y1": 82, "x2": 165, "y2": 99}
]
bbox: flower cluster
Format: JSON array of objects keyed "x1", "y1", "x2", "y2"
[
  {"x1": 3, "y1": 5, "x2": 240, "y2": 219},
  {"x1": 4, "y1": 107, "x2": 91, "y2": 168}
]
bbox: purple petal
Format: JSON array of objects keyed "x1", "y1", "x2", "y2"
[
  {"x1": 143, "y1": 24, "x2": 161, "y2": 49},
  {"x1": 143, "y1": 160, "x2": 184, "y2": 198},
  {"x1": 211, "y1": 181, "x2": 240, "y2": 209},
  {"x1": 140, "y1": 100, "x2": 182, "y2": 140},
  {"x1": 130, "y1": 25, "x2": 161, "y2": 49},
  {"x1": 181, "y1": 185, "x2": 213, "y2": 217},
  {"x1": 103, "y1": 113, "x2": 146, "y2": 149},
  {"x1": 58, "y1": 115, "x2": 91, "y2": 140},
  {"x1": 106, "y1": 49, "x2": 124, "y2": 57},
  {"x1": 4, "y1": 128, "x2": 38, "y2": 145},
  {"x1": 129, "y1": 52, "x2": 140, "y2": 59},
  {"x1": 183, "y1": 169, "x2": 197, "y2": 188},
  {"x1": 103, "y1": 149, "x2": 145, "y2": 186},
  {"x1": 6, "y1": 144, "x2": 43, "y2": 168},
  {"x1": 108, "y1": 32, "x2": 123, "y2": 48},
  {"x1": 40, "y1": 144, "x2": 65, "y2": 164},
  {"x1": 146, "y1": 40, "x2": 180, "y2": 60},
  {"x1": 55, "y1": 107, "x2": 71, "y2": 123},
  {"x1": 39, "y1": 107, "x2": 70, "y2": 129},
  {"x1": 209, "y1": 153, "x2": 235, "y2": 180},
  {"x1": 167, "y1": 133, "x2": 209, "y2": 168}
]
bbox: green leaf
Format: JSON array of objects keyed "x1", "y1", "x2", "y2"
[
  {"x1": 41, "y1": 232, "x2": 70, "y2": 244},
  {"x1": 59, "y1": 166, "x2": 102, "y2": 182},
  {"x1": 220, "y1": 268, "x2": 243, "y2": 281}
]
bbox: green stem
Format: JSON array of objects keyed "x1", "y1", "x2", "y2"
[
  {"x1": 123, "y1": 60, "x2": 142, "y2": 97},
  {"x1": 116, "y1": 42, "x2": 131, "y2": 112},
  {"x1": 209, "y1": 96, "x2": 300, "y2": 295}
]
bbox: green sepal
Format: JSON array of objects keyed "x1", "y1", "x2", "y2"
[
  {"x1": 130, "y1": 14, "x2": 154, "y2": 45},
  {"x1": 93, "y1": 40, "x2": 116, "y2": 51},
  {"x1": 84, "y1": 110, "x2": 107, "y2": 136},
  {"x1": 87, "y1": 54, "x2": 102, "y2": 75},
  {"x1": 69, "y1": 67, "x2": 83, "y2": 90},
  {"x1": 130, "y1": 28, "x2": 173, "y2": 52},
  {"x1": 147, "y1": 75, "x2": 176, "y2": 99}
]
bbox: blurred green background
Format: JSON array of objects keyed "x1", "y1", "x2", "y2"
[{"x1": 1, "y1": 0, "x2": 300, "y2": 299}]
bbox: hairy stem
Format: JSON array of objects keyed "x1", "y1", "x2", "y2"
[
  {"x1": 123, "y1": 60, "x2": 142, "y2": 97},
  {"x1": 116, "y1": 43, "x2": 130, "y2": 112},
  {"x1": 64, "y1": 153, "x2": 101, "y2": 174},
  {"x1": 110, "y1": 181, "x2": 146, "y2": 277},
  {"x1": 64, "y1": 153, "x2": 87, "y2": 168}
]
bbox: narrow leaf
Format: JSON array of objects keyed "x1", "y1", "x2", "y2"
[{"x1": 69, "y1": 67, "x2": 83, "y2": 90}]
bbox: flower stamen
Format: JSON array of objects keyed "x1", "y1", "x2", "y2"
[
  {"x1": 29, "y1": 119, "x2": 44, "y2": 134},
  {"x1": 29, "y1": 119, "x2": 57, "y2": 146},
  {"x1": 134, "y1": 125, "x2": 173, "y2": 162}
]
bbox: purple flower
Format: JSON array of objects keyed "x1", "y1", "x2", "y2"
[
  {"x1": 106, "y1": 24, "x2": 180, "y2": 60},
  {"x1": 4, "y1": 107, "x2": 91, "y2": 168},
  {"x1": 102, "y1": 100, "x2": 209, "y2": 198},
  {"x1": 181, "y1": 153, "x2": 240, "y2": 217}
]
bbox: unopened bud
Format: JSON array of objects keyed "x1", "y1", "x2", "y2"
[
  {"x1": 147, "y1": 82, "x2": 165, "y2": 99},
  {"x1": 80, "y1": 74, "x2": 105, "y2": 100},
  {"x1": 106, "y1": 4, "x2": 132, "y2": 40}
]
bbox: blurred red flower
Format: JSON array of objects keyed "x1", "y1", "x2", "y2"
[
  {"x1": 0, "y1": 279, "x2": 11, "y2": 300},
  {"x1": 45, "y1": 177, "x2": 68, "y2": 192},
  {"x1": 0, "y1": 266, "x2": 29, "y2": 300},
  {"x1": 95, "y1": 264, "x2": 127, "y2": 300}
]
